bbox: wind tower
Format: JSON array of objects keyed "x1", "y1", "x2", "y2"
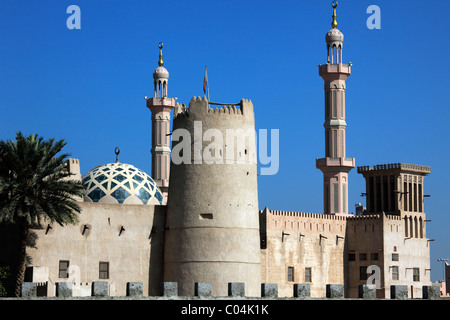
[
  {"x1": 146, "y1": 42, "x2": 175, "y2": 203},
  {"x1": 316, "y1": 2, "x2": 355, "y2": 215}
]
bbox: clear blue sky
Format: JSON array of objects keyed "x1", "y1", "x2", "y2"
[{"x1": 0, "y1": 0, "x2": 448, "y2": 282}]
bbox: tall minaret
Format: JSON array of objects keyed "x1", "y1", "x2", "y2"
[
  {"x1": 316, "y1": 2, "x2": 355, "y2": 215},
  {"x1": 146, "y1": 42, "x2": 175, "y2": 203}
]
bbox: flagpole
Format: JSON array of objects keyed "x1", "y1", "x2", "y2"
[
  {"x1": 204, "y1": 66, "x2": 210, "y2": 101},
  {"x1": 207, "y1": 75, "x2": 210, "y2": 102}
]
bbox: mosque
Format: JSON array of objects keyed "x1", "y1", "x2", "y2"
[{"x1": 0, "y1": 3, "x2": 432, "y2": 298}]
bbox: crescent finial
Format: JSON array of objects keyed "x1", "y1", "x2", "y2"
[
  {"x1": 158, "y1": 42, "x2": 164, "y2": 67},
  {"x1": 331, "y1": 1, "x2": 338, "y2": 28}
]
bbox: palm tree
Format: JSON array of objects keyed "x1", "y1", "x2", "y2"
[{"x1": 0, "y1": 132, "x2": 84, "y2": 297}]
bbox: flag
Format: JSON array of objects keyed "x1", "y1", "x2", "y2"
[{"x1": 203, "y1": 66, "x2": 208, "y2": 94}]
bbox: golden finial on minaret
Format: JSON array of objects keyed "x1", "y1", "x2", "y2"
[
  {"x1": 331, "y1": 1, "x2": 338, "y2": 29},
  {"x1": 158, "y1": 42, "x2": 164, "y2": 67}
]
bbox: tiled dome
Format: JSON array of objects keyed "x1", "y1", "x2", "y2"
[{"x1": 82, "y1": 162, "x2": 163, "y2": 205}]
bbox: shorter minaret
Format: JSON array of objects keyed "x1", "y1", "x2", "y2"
[
  {"x1": 146, "y1": 43, "x2": 175, "y2": 203},
  {"x1": 316, "y1": 2, "x2": 355, "y2": 215}
]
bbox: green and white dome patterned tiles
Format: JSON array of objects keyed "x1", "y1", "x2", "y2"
[{"x1": 82, "y1": 162, "x2": 163, "y2": 205}]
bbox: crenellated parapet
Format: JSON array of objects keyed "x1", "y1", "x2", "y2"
[
  {"x1": 260, "y1": 208, "x2": 405, "y2": 236},
  {"x1": 260, "y1": 207, "x2": 348, "y2": 236},
  {"x1": 207, "y1": 104, "x2": 243, "y2": 115},
  {"x1": 357, "y1": 163, "x2": 431, "y2": 174},
  {"x1": 385, "y1": 214, "x2": 402, "y2": 221},
  {"x1": 262, "y1": 209, "x2": 347, "y2": 221},
  {"x1": 346, "y1": 214, "x2": 381, "y2": 221},
  {"x1": 174, "y1": 102, "x2": 187, "y2": 118},
  {"x1": 357, "y1": 162, "x2": 430, "y2": 214},
  {"x1": 174, "y1": 96, "x2": 255, "y2": 119},
  {"x1": 171, "y1": 96, "x2": 258, "y2": 166}
]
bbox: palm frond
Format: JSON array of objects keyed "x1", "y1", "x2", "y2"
[{"x1": 0, "y1": 132, "x2": 83, "y2": 227}]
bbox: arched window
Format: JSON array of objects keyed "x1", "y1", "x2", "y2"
[
  {"x1": 419, "y1": 217, "x2": 423, "y2": 238},
  {"x1": 404, "y1": 216, "x2": 408, "y2": 237},
  {"x1": 409, "y1": 216, "x2": 413, "y2": 238},
  {"x1": 162, "y1": 80, "x2": 168, "y2": 97},
  {"x1": 414, "y1": 216, "x2": 418, "y2": 238}
]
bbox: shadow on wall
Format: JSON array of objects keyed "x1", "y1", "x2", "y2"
[
  {"x1": 0, "y1": 222, "x2": 39, "y2": 297},
  {"x1": 148, "y1": 205, "x2": 167, "y2": 296}
]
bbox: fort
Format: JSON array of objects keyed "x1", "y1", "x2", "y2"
[{"x1": 0, "y1": 3, "x2": 439, "y2": 300}]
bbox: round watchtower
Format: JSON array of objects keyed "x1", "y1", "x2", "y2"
[{"x1": 163, "y1": 97, "x2": 261, "y2": 297}]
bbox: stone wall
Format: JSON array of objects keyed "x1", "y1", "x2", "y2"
[
  {"x1": 23, "y1": 202, "x2": 166, "y2": 296},
  {"x1": 165, "y1": 97, "x2": 261, "y2": 297},
  {"x1": 260, "y1": 208, "x2": 347, "y2": 297},
  {"x1": 345, "y1": 214, "x2": 384, "y2": 297},
  {"x1": 17, "y1": 281, "x2": 441, "y2": 300}
]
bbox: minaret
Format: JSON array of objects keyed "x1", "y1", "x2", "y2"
[
  {"x1": 316, "y1": 2, "x2": 355, "y2": 215},
  {"x1": 146, "y1": 42, "x2": 175, "y2": 203}
]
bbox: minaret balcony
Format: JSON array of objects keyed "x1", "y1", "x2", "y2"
[
  {"x1": 316, "y1": 157, "x2": 355, "y2": 172},
  {"x1": 146, "y1": 97, "x2": 176, "y2": 108},
  {"x1": 319, "y1": 63, "x2": 351, "y2": 76}
]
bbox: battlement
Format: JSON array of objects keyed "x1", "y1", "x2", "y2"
[
  {"x1": 208, "y1": 101, "x2": 243, "y2": 115},
  {"x1": 357, "y1": 163, "x2": 431, "y2": 175},
  {"x1": 260, "y1": 208, "x2": 348, "y2": 235},
  {"x1": 346, "y1": 214, "x2": 381, "y2": 221},
  {"x1": 385, "y1": 213, "x2": 402, "y2": 221},
  {"x1": 174, "y1": 96, "x2": 254, "y2": 119},
  {"x1": 261, "y1": 209, "x2": 347, "y2": 221},
  {"x1": 346, "y1": 212, "x2": 402, "y2": 222},
  {"x1": 174, "y1": 102, "x2": 187, "y2": 117},
  {"x1": 62, "y1": 158, "x2": 81, "y2": 179}
]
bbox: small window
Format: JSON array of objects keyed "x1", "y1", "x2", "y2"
[
  {"x1": 392, "y1": 266, "x2": 399, "y2": 280},
  {"x1": 99, "y1": 262, "x2": 109, "y2": 279},
  {"x1": 348, "y1": 253, "x2": 356, "y2": 261},
  {"x1": 359, "y1": 253, "x2": 367, "y2": 261},
  {"x1": 360, "y1": 266, "x2": 368, "y2": 281},
  {"x1": 199, "y1": 213, "x2": 213, "y2": 220},
  {"x1": 287, "y1": 267, "x2": 294, "y2": 282},
  {"x1": 413, "y1": 268, "x2": 420, "y2": 282},
  {"x1": 392, "y1": 253, "x2": 399, "y2": 261},
  {"x1": 371, "y1": 253, "x2": 379, "y2": 261},
  {"x1": 59, "y1": 260, "x2": 69, "y2": 278},
  {"x1": 305, "y1": 267, "x2": 312, "y2": 283}
]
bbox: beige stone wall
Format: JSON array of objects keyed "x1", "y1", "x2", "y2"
[
  {"x1": 353, "y1": 166, "x2": 431, "y2": 298},
  {"x1": 25, "y1": 202, "x2": 166, "y2": 296},
  {"x1": 260, "y1": 209, "x2": 346, "y2": 297},
  {"x1": 345, "y1": 215, "x2": 384, "y2": 297},
  {"x1": 345, "y1": 213, "x2": 430, "y2": 298},
  {"x1": 382, "y1": 212, "x2": 430, "y2": 298}
]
